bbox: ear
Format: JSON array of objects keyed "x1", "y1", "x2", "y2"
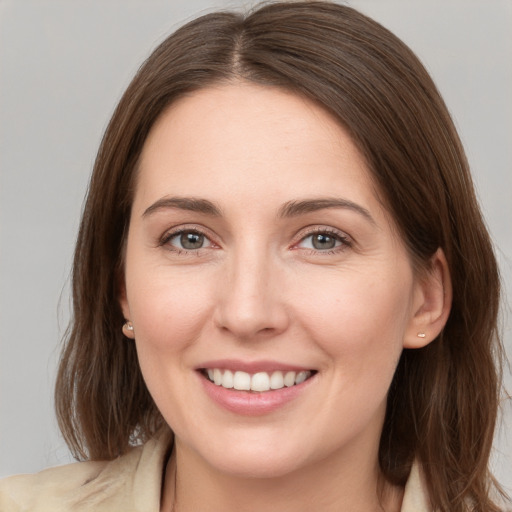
[
  {"x1": 403, "y1": 248, "x2": 452, "y2": 349},
  {"x1": 118, "y1": 274, "x2": 135, "y2": 339}
]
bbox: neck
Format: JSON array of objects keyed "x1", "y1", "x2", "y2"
[{"x1": 161, "y1": 441, "x2": 403, "y2": 512}]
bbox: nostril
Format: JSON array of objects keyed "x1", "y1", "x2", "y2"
[{"x1": 212, "y1": 275, "x2": 290, "y2": 338}]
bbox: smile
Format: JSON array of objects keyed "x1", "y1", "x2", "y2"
[{"x1": 203, "y1": 369, "x2": 315, "y2": 392}]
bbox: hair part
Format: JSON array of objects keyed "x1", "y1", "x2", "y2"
[{"x1": 55, "y1": 2, "x2": 507, "y2": 510}]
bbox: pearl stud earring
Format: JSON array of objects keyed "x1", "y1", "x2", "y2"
[{"x1": 122, "y1": 321, "x2": 134, "y2": 337}]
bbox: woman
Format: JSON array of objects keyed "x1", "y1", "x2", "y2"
[{"x1": 0, "y1": 1, "x2": 508, "y2": 511}]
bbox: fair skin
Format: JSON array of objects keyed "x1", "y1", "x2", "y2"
[{"x1": 120, "y1": 82, "x2": 451, "y2": 512}]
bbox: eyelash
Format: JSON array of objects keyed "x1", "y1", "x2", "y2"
[
  {"x1": 294, "y1": 227, "x2": 352, "y2": 255},
  {"x1": 159, "y1": 226, "x2": 352, "y2": 255},
  {"x1": 159, "y1": 227, "x2": 214, "y2": 255}
]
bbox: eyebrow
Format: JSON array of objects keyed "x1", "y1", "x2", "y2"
[
  {"x1": 142, "y1": 195, "x2": 375, "y2": 225},
  {"x1": 142, "y1": 197, "x2": 222, "y2": 218},
  {"x1": 278, "y1": 198, "x2": 376, "y2": 225},
  {"x1": 142, "y1": 197, "x2": 221, "y2": 217}
]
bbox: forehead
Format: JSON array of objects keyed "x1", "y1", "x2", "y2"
[{"x1": 134, "y1": 82, "x2": 380, "y2": 216}]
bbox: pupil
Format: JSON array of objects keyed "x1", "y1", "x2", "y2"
[
  {"x1": 181, "y1": 232, "x2": 204, "y2": 249},
  {"x1": 313, "y1": 233, "x2": 335, "y2": 250}
]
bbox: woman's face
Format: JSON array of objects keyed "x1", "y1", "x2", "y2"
[{"x1": 121, "y1": 83, "x2": 426, "y2": 478}]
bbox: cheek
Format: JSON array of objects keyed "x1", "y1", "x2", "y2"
[
  {"x1": 126, "y1": 266, "x2": 215, "y2": 357},
  {"x1": 125, "y1": 268, "x2": 218, "y2": 427},
  {"x1": 295, "y1": 266, "x2": 413, "y2": 370}
]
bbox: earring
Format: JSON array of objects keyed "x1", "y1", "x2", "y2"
[
  {"x1": 122, "y1": 321, "x2": 134, "y2": 338},
  {"x1": 417, "y1": 332, "x2": 426, "y2": 338}
]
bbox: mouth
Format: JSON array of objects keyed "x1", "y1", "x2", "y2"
[{"x1": 200, "y1": 368, "x2": 317, "y2": 393}]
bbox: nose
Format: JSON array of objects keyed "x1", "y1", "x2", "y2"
[{"x1": 213, "y1": 246, "x2": 290, "y2": 340}]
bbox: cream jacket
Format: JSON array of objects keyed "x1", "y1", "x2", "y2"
[{"x1": 0, "y1": 431, "x2": 430, "y2": 511}]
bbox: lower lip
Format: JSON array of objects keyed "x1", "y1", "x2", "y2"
[{"x1": 199, "y1": 372, "x2": 315, "y2": 416}]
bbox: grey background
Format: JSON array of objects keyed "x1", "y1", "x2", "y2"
[{"x1": 1, "y1": 0, "x2": 511, "y2": 493}]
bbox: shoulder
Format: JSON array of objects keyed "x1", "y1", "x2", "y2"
[
  {"x1": 0, "y1": 458, "x2": 109, "y2": 512},
  {"x1": 0, "y1": 430, "x2": 172, "y2": 512}
]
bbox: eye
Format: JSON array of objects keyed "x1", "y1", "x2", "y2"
[
  {"x1": 297, "y1": 229, "x2": 349, "y2": 251},
  {"x1": 164, "y1": 229, "x2": 213, "y2": 251}
]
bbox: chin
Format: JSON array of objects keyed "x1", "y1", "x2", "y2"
[
  {"x1": 189, "y1": 431, "x2": 310, "y2": 480},
  {"x1": 208, "y1": 451, "x2": 305, "y2": 480}
]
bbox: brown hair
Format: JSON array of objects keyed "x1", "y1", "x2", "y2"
[{"x1": 55, "y1": 2, "x2": 507, "y2": 510}]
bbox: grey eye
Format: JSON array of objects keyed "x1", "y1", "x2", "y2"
[
  {"x1": 297, "y1": 230, "x2": 347, "y2": 251},
  {"x1": 311, "y1": 233, "x2": 337, "y2": 250},
  {"x1": 180, "y1": 232, "x2": 205, "y2": 249},
  {"x1": 167, "y1": 230, "x2": 211, "y2": 250}
]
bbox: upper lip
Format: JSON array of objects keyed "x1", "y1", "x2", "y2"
[{"x1": 197, "y1": 359, "x2": 315, "y2": 374}]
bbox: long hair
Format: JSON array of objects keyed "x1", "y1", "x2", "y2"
[{"x1": 55, "y1": 2, "x2": 506, "y2": 510}]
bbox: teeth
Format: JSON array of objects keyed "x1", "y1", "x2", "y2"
[
  {"x1": 233, "y1": 371, "x2": 251, "y2": 390},
  {"x1": 284, "y1": 371, "x2": 296, "y2": 387},
  {"x1": 295, "y1": 371, "x2": 309, "y2": 385},
  {"x1": 222, "y1": 369, "x2": 234, "y2": 389},
  {"x1": 251, "y1": 372, "x2": 270, "y2": 392},
  {"x1": 269, "y1": 371, "x2": 284, "y2": 389},
  {"x1": 205, "y1": 369, "x2": 313, "y2": 392}
]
